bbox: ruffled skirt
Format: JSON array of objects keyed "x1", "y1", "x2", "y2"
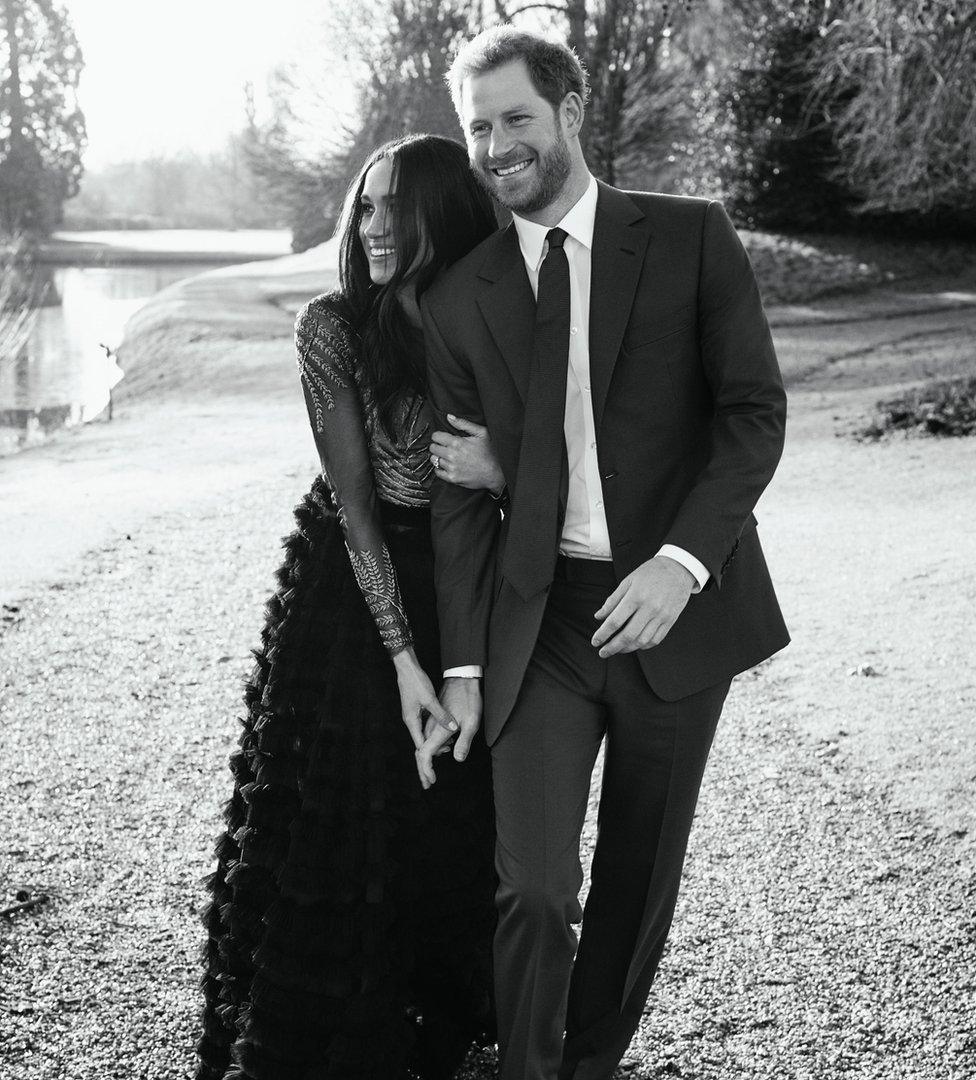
[{"x1": 195, "y1": 478, "x2": 496, "y2": 1080}]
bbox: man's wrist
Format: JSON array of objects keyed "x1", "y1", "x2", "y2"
[
  {"x1": 652, "y1": 554, "x2": 697, "y2": 593},
  {"x1": 443, "y1": 665, "x2": 483, "y2": 679},
  {"x1": 655, "y1": 544, "x2": 710, "y2": 593}
]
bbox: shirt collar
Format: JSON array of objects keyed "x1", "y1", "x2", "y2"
[{"x1": 512, "y1": 174, "x2": 598, "y2": 271}]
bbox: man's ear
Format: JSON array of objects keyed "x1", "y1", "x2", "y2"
[{"x1": 560, "y1": 92, "x2": 585, "y2": 138}]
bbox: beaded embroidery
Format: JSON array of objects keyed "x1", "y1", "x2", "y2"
[{"x1": 295, "y1": 294, "x2": 431, "y2": 655}]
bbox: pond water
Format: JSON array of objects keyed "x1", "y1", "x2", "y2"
[
  {"x1": 56, "y1": 229, "x2": 293, "y2": 257},
  {"x1": 0, "y1": 230, "x2": 292, "y2": 455}
]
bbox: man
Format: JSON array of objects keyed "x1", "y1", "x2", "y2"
[{"x1": 417, "y1": 25, "x2": 789, "y2": 1080}]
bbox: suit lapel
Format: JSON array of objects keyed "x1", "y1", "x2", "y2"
[
  {"x1": 589, "y1": 182, "x2": 652, "y2": 430},
  {"x1": 475, "y1": 224, "x2": 536, "y2": 404}
]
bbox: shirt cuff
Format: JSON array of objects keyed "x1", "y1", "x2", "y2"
[
  {"x1": 443, "y1": 666, "x2": 483, "y2": 679},
  {"x1": 656, "y1": 545, "x2": 710, "y2": 593}
]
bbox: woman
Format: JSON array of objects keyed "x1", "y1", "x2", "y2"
[{"x1": 195, "y1": 134, "x2": 503, "y2": 1080}]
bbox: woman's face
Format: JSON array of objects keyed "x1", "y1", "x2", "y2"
[
  {"x1": 359, "y1": 157, "x2": 399, "y2": 287},
  {"x1": 358, "y1": 156, "x2": 432, "y2": 288}
]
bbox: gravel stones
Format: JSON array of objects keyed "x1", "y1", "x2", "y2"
[{"x1": 2, "y1": 464, "x2": 974, "y2": 1080}]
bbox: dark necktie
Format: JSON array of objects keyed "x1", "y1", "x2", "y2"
[{"x1": 503, "y1": 227, "x2": 571, "y2": 601}]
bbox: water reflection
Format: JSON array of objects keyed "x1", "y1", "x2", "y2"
[
  {"x1": 1, "y1": 263, "x2": 207, "y2": 454},
  {"x1": 0, "y1": 230, "x2": 292, "y2": 456}
]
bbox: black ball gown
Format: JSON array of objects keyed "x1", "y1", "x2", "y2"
[{"x1": 195, "y1": 293, "x2": 496, "y2": 1080}]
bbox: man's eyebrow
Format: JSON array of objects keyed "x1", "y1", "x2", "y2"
[{"x1": 469, "y1": 104, "x2": 533, "y2": 127}]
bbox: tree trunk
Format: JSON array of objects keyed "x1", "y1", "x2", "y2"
[
  {"x1": 561, "y1": 0, "x2": 593, "y2": 160},
  {"x1": 2, "y1": 0, "x2": 25, "y2": 147}
]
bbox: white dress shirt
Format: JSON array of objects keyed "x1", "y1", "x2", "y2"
[{"x1": 444, "y1": 175, "x2": 708, "y2": 679}]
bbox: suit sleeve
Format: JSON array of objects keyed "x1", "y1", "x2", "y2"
[
  {"x1": 421, "y1": 294, "x2": 500, "y2": 669},
  {"x1": 662, "y1": 200, "x2": 787, "y2": 585}
]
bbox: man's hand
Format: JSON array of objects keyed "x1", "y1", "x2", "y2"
[
  {"x1": 415, "y1": 677, "x2": 482, "y2": 790},
  {"x1": 591, "y1": 556, "x2": 696, "y2": 658}
]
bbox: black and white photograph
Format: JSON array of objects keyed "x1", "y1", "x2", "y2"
[{"x1": 1, "y1": 1, "x2": 974, "y2": 1078}]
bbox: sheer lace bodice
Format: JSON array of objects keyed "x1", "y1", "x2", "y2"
[{"x1": 295, "y1": 293, "x2": 434, "y2": 655}]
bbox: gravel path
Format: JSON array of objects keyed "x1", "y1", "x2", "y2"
[
  {"x1": 2, "y1": 275, "x2": 975, "y2": 1078},
  {"x1": 2, "y1": 446, "x2": 974, "y2": 1079}
]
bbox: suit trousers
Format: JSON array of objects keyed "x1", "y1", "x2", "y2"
[{"x1": 490, "y1": 563, "x2": 730, "y2": 1080}]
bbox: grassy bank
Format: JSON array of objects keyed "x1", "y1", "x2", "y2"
[{"x1": 114, "y1": 241, "x2": 338, "y2": 404}]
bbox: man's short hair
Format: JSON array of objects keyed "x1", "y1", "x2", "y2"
[{"x1": 447, "y1": 25, "x2": 590, "y2": 116}]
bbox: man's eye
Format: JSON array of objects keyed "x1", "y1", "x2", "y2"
[
  {"x1": 470, "y1": 125, "x2": 488, "y2": 137},
  {"x1": 510, "y1": 115, "x2": 529, "y2": 123}
]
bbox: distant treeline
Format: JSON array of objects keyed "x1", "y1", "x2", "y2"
[{"x1": 64, "y1": 139, "x2": 287, "y2": 232}]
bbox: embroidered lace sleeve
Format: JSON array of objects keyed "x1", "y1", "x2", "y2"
[{"x1": 295, "y1": 296, "x2": 413, "y2": 655}]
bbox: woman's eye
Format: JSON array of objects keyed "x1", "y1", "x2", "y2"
[{"x1": 361, "y1": 204, "x2": 374, "y2": 216}]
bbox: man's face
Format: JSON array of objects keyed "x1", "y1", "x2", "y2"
[{"x1": 460, "y1": 59, "x2": 572, "y2": 215}]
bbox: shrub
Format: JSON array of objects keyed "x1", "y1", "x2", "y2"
[
  {"x1": 720, "y1": 3, "x2": 855, "y2": 231},
  {"x1": 741, "y1": 230, "x2": 885, "y2": 303},
  {"x1": 811, "y1": 0, "x2": 976, "y2": 230},
  {"x1": 860, "y1": 376, "x2": 976, "y2": 440}
]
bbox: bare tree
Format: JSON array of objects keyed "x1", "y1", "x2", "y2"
[
  {"x1": 242, "y1": 69, "x2": 349, "y2": 250},
  {"x1": 341, "y1": 0, "x2": 484, "y2": 166},
  {"x1": 809, "y1": 0, "x2": 976, "y2": 218},
  {"x1": 245, "y1": 0, "x2": 484, "y2": 249}
]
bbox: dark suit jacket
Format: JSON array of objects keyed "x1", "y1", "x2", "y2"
[{"x1": 422, "y1": 182, "x2": 790, "y2": 745}]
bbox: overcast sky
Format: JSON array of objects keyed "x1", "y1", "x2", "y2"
[{"x1": 65, "y1": 0, "x2": 332, "y2": 167}]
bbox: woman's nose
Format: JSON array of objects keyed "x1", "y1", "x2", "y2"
[{"x1": 364, "y1": 214, "x2": 389, "y2": 239}]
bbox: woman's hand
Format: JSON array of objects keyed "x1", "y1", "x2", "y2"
[
  {"x1": 430, "y1": 414, "x2": 505, "y2": 495},
  {"x1": 415, "y1": 722, "x2": 457, "y2": 790},
  {"x1": 392, "y1": 647, "x2": 457, "y2": 751}
]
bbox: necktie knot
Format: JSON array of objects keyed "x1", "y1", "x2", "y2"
[{"x1": 546, "y1": 227, "x2": 568, "y2": 252}]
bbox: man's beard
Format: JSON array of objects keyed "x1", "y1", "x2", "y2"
[{"x1": 476, "y1": 133, "x2": 572, "y2": 214}]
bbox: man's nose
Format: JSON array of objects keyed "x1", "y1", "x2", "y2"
[{"x1": 488, "y1": 129, "x2": 515, "y2": 162}]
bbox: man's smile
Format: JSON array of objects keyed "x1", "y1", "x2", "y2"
[{"x1": 491, "y1": 158, "x2": 533, "y2": 178}]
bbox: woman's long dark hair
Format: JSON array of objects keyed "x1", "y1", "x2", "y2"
[{"x1": 336, "y1": 134, "x2": 497, "y2": 431}]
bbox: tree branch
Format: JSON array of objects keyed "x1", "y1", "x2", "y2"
[
  {"x1": 1, "y1": 893, "x2": 49, "y2": 918},
  {"x1": 507, "y1": 2, "x2": 567, "y2": 17}
]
